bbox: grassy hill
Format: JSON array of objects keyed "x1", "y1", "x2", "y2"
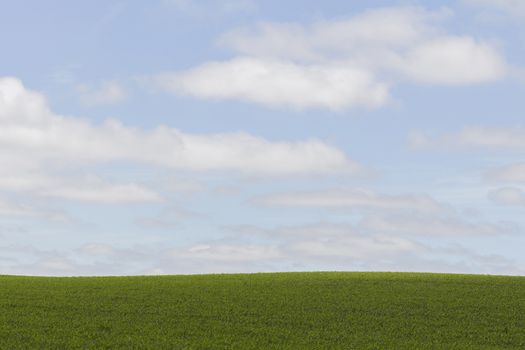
[{"x1": 1, "y1": 272, "x2": 524, "y2": 349}]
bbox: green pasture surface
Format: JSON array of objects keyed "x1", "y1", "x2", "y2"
[{"x1": 1, "y1": 272, "x2": 524, "y2": 349}]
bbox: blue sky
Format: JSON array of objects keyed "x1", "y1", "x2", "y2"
[{"x1": 1, "y1": 0, "x2": 525, "y2": 275}]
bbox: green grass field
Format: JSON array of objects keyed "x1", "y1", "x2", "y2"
[{"x1": 1, "y1": 272, "x2": 524, "y2": 349}]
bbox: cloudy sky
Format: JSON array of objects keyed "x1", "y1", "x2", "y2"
[{"x1": 1, "y1": 0, "x2": 525, "y2": 276}]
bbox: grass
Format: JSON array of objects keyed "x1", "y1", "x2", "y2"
[{"x1": 1, "y1": 272, "x2": 524, "y2": 349}]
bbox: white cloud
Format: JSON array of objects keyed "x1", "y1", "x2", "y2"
[
  {"x1": 77, "y1": 80, "x2": 126, "y2": 106},
  {"x1": 155, "y1": 58, "x2": 389, "y2": 110},
  {"x1": 396, "y1": 36, "x2": 505, "y2": 84},
  {"x1": 0, "y1": 76, "x2": 363, "y2": 210},
  {"x1": 155, "y1": 6, "x2": 508, "y2": 110},
  {"x1": 488, "y1": 187, "x2": 525, "y2": 206},
  {"x1": 0, "y1": 77, "x2": 358, "y2": 178},
  {"x1": 255, "y1": 189, "x2": 447, "y2": 214}
]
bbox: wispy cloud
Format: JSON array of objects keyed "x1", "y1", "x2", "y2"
[
  {"x1": 409, "y1": 127, "x2": 525, "y2": 151},
  {"x1": 254, "y1": 189, "x2": 448, "y2": 214},
  {"x1": 77, "y1": 80, "x2": 127, "y2": 106},
  {"x1": 488, "y1": 187, "x2": 525, "y2": 206},
  {"x1": 463, "y1": 0, "x2": 525, "y2": 19},
  {"x1": 486, "y1": 163, "x2": 525, "y2": 183},
  {"x1": 164, "y1": 0, "x2": 257, "y2": 16}
]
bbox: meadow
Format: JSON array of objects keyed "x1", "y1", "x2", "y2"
[{"x1": 1, "y1": 272, "x2": 524, "y2": 349}]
